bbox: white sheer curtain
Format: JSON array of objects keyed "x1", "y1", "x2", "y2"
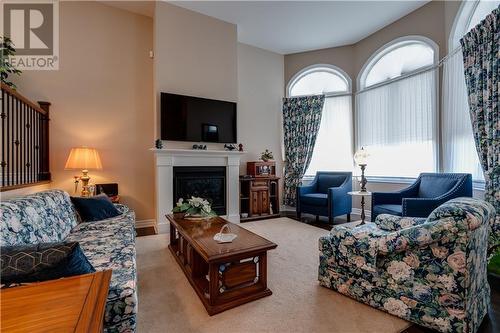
[
  {"x1": 442, "y1": 49, "x2": 484, "y2": 181},
  {"x1": 305, "y1": 95, "x2": 353, "y2": 175},
  {"x1": 356, "y1": 70, "x2": 438, "y2": 177}
]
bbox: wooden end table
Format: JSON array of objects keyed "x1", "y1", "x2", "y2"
[
  {"x1": 0, "y1": 271, "x2": 112, "y2": 333},
  {"x1": 166, "y1": 214, "x2": 277, "y2": 315}
]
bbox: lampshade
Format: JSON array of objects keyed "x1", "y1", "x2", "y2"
[
  {"x1": 65, "y1": 147, "x2": 103, "y2": 170},
  {"x1": 354, "y1": 147, "x2": 370, "y2": 166}
]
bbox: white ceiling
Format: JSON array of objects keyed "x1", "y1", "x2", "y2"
[
  {"x1": 170, "y1": 1, "x2": 430, "y2": 54},
  {"x1": 103, "y1": 1, "x2": 430, "y2": 55}
]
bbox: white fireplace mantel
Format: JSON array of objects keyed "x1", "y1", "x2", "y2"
[{"x1": 151, "y1": 148, "x2": 245, "y2": 227}]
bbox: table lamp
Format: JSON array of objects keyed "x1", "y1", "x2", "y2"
[
  {"x1": 65, "y1": 147, "x2": 103, "y2": 197},
  {"x1": 354, "y1": 147, "x2": 370, "y2": 192}
]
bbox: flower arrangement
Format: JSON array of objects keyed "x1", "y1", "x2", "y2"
[
  {"x1": 172, "y1": 196, "x2": 217, "y2": 218},
  {"x1": 260, "y1": 149, "x2": 274, "y2": 162}
]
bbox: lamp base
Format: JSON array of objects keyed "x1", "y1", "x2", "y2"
[
  {"x1": 80, "y1": 169, "x2": 91, "y2": 197},
  {"x1": 359, "y1": 164, "x2": 368, "y2": 192}
]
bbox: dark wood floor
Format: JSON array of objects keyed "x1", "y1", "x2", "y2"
[{"x1": 136, "y1": 212, "x2": 499, "y2": 332}]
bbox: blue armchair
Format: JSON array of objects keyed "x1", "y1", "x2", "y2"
[
  {"x1": 297, "y1": 171, "x2": 352, "y2": 223},
  {"x1": 371, "y1": 173, "x2": 472, "y2": 221}
]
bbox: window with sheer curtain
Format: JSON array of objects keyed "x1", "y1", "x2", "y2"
[
  {"x1": 287, "y1": 66, "x2": 353, "y2": 176},
  {"x1": 442, "y1": 0, "x2": 497, "y2": 182},
  {"x1": 356, "y1": 39, "x2": 438, "y2": 178}
]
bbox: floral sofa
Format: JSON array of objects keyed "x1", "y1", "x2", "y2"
[
  {"x1": 0, "y1": 190, "x2": 137, "y2": 333},
  {"x1": 319, "y1": 197, "x2": 496, "y2": 333}
]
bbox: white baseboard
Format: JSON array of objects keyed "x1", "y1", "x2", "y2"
[
  {"x1": 281, "y1": 206, "x2": 372, "y2": 220},
  {"x1": 135, "y1": 219, "x2": 157, "y2": 229},
  {"x1": 157, "y1": 222, "x2": 169, "y2": 234}
]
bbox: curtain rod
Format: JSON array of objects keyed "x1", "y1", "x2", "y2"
[{"x1": 356, "y1": 46, "x2": 463, "y2": 95}]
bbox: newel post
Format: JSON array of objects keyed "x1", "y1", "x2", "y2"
[{"x1": 38, "y1": 101, "x2": 51, "y2": 181}]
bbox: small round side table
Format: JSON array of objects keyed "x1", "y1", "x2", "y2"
[{"x1": 348, "y1": 191, "x2": 372, "y2": 226}]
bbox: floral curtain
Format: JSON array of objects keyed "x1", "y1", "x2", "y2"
[
  {"x1": 282, "y1": 95, "x2": 325, "y2": 206},
  {"x1": 460, "y1": 6, "x2": 499, "y2": 254}
]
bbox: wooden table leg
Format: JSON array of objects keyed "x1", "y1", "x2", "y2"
[
  {"x1": 259, "y1": 253, "x2": 267, "y2": 289},
  {"x1": 208, "y1": 263, "x2": 219, "y2": 306}
]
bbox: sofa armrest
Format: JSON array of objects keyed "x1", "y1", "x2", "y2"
[
  {"x1": 372, "y1": 179, "x2": 420, "y2": 206},
  {"x1": 371, "y1": 191, "x2": 403, "y2": 206},
  {"x1": 402, "y1": 197, "x2": 449, "y2": 217},
  {"x1": 298, "y1": 184, "x2": 316, "y2": 196},
  {"x1": 374, "y1": 214, "x2": 427, "y2": 231},
  {"x1": 377, "y1": 217, "x2": 470, "y2": 255},
  {"x1": 328, "y1": 223, "x2": 386, "y2": 273},
  {"x1": 114, "y1": 203, "x2": 130, "y2": 215}
]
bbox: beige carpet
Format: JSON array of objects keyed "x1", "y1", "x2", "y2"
[{"x1": 137, "y1": 217, "x2": 411, "y2": 333}]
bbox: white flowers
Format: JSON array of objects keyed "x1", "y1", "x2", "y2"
[
  {"x1": 383, "y1": 298, "x2": 409, "y2": 317},
  {"x1": 188, "y1": 197, "x2": 212, "y2": 213},
  {"x1": 387, "y1": 261, "x2": 413, "y2": 281}
]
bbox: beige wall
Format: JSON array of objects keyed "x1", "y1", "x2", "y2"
[
  {"x1": 284, "y1": 45, "x2": 355, "y2": 90},
  {"x1": 237, "y1": 43, "x2": 284, "y2": 190},
  {"x1": 12, "y1": 1, "x2": 155, "y2": 221},
  {"x1": 154, "y1": 1, "x2": 238, "y2": 147},
  {"x1": 285, "y1": 1, "x2": 447, "y2": 92}
]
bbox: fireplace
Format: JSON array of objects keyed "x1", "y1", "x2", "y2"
[
  {"x1": 173, "y1": 166, "x2": 226, "y2": 215},
  {"x1": 152, "y1": 148, "x2": 244, "y2": 227}
]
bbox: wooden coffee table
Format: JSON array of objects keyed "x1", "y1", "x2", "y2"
[{"x1": 166, "y1": 214, "x2": 277, "y2": 315}]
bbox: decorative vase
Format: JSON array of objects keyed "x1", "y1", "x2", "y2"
[
  {"x1": 185, "y1": 214, "x2": 213, "y2": 221},
  {"x1": 173, "y1": 212, "x2": 186, "y2": 219}
]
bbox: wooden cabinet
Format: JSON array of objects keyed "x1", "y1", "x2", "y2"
[{"x1": 240, "y1": 176, "x2": 280, "y2": 222}]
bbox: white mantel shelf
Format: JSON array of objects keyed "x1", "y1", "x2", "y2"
[
  {"x1": 151, "y1": 148, "x2": 245, "y2": 228},
  {"x1": 150, "y1": 148, "x2": 245, "y2": 156}
]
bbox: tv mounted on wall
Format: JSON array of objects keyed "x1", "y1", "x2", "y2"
[{"x1": 160, "y1": 92, "x2": 237, "y2": 143}]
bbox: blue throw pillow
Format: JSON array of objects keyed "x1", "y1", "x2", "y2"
[
  {"x1": 71, "y1": 194, "x2": 121, "y2": 222},
  {"x1": 0, "y1": 242, "x2": 95, "y2": 285}
]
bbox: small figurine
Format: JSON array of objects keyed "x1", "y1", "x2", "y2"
[
  {"x1": 224, "y1": 144, "x2": 236, "y2": 151},
  {"x1": 261, "y1": 149, "x2": 274, "y2": 162},
  {"x1": 155, "y1": 139, "x2": 163, "y2": 149},
  {"x1": 238, "y1": 143, "x2": 244, "y2": 152},
  {"x1": 192, "y1": 144, "x2": 208, "y2": 150}
]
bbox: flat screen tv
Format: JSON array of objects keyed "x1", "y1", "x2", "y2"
[{"x1": 161, "y1": 92, "x2": 237, "y2": 143}]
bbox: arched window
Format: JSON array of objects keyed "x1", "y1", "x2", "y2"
[
  {"x1": 359, "y1": 38, "x2": 436, "y2": 89},
  {"x1": 441, "y1": 1, "x2": 496, "y2": 182},
  {"x1": 287, "y1": 65, "x2": 353, "y2": 175},
  {"x1": 449, "y1": 0, "x2": 500, "y2": 51},
  {"x1": 356, "y1": 36, "x2": 438, "y2": 178},
  {"x1": 288, "y1": 65, "x2": 350, "y2": 97}
]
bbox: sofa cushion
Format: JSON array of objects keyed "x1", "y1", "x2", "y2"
[
  {"x1": 66, "y1": 211, "x2": 137, "y2": 331},
  {"x1": 418, "y1": 176, "x2": 458, "y2": 198},
  {"x1": 71, "y1": 194, "x2": 121, "y2": 222},
  {"x1": 373, "y1": 204, "x2": 402, "y2": 217},
  {"x1": 301, "y1": 193, "x2": 328, "y2": 206},
  {"x1": 1, "y1": 242, "x2": 95, "y2": 285},
  {"x1": 317, "y1": 175, "x2": 347, "y2": 194},
  {"x1": 0, "y1": 190, "x2": 78, "y2": 246}
]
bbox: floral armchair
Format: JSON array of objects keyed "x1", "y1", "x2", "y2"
[{"x1": 319, "y1": 197, "x2": 496, "y2": 333}]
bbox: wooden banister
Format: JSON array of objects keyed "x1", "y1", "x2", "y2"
[
  {"x1": 1, "y1": 83, "x2": 51, "y2": 191},
  {"x1": 0, "y1": 83, "x2": 47, "y2": 115}
]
